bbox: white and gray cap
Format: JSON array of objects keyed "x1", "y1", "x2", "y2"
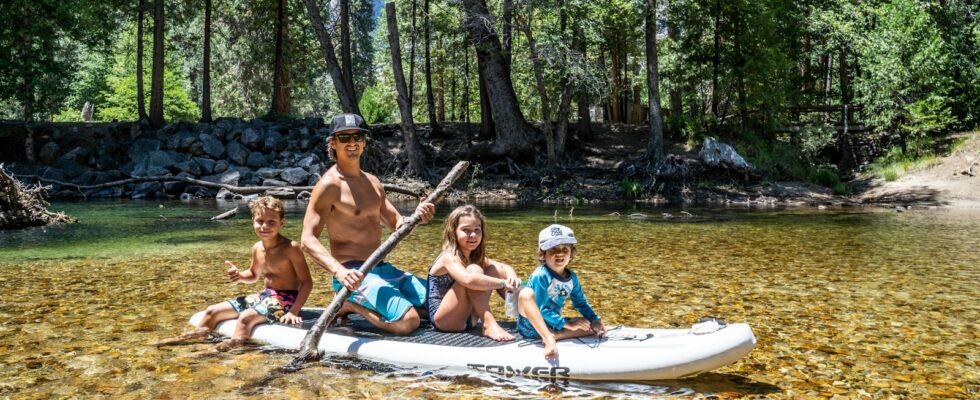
[{"x1": 538, "y1": 224, "x2": 577, "y2": 251}]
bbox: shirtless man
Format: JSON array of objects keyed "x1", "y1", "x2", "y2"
[{"x1": 301, "y1": 113, "x2": 435, "y2": 335}]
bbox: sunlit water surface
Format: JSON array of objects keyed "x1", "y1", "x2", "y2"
[{"x1": 0, "y1": 200, "x2": 977, "y2": 399}]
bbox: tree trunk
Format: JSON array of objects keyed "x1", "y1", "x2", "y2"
[
  {"x1": 340, "y1": 0, "x2": 357, "y2": 102},
  {"x1": 824, "y1": 52, "x2": 833, "y2": 121},
  {"x1": 502, "y1": 0, "x2": 513, "y2": 71},
  {"x1": 137, "y1": 0, "x2": 148, "y2": 122},
  {"x1": 463, "y1": 0, "x2": 536, "y2": 157},
  {"x1": 149, "y1": 0, "x2": 165, "y2": 128},
  {"x1": 304, "y1": 0, "x2": 360, "y2": 114},
  {"x1": 409, "y1": 0, "x2": 417, "y2": 104},
  {"x1": 436, "y1": 36, "x2": 446, "y2": 122},
  {"x1": 271, "y1": 0, "x2": 291, "y2": 115},
  {"x1": 733, "y1": 4, "x2": 747, "y2": 130},
  {"x1": 645, "y1": 0, "x2": 665, "y2": 162},
  {"x1": 200, "y1": 0, "x2": 213, "y2": 123},
  {"x1": 711, "y1": 0, "x2": 721, "y2": 120},
  {"x1": 424, "y1": 0, "x2": 440, "y2": 133},
  {"x1": 520, "y1": 12, "x2": 556, "y2": 166},
  {"x1": 608, "y1": 37, "x2": 622, "y2": 123},
  {"x1": 555, "y1": 83, "x2": 574, "y2": 164},
  {"x1": 666, "y1": 0, "x2": 682, "y2": 123},
  {"x1": 462, "y1": 45, "x2": 470, "y2": 123},
  {"x1": 386, "y1": 2, "x2": 425, "y2": 177},
  {"x1": 574, "y1": 24, "x2": 591, "y2": 141},
  {"x1": 477, "y1": 62, "x2": 495, "y2": 141},
  {"x1": 839, "y1": 47, "x2": 850, "y2": 106}
]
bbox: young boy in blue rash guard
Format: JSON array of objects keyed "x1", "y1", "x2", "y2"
[{"x1": 516, "y1": 224, "x2": 606, "y2": 359}]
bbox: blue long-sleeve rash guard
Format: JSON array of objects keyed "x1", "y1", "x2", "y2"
[{"x1": 525, "y1": 264, "x2": 600, "y2": 331}]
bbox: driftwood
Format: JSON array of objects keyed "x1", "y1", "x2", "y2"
[
  {"x1": 1, "y1": 164, "x2": 76, "y2": 229},
  {"x1": 14, "y1": 174, "x2": 423, "y2": 199},
  {"x1": 210, "y1": 208, "x2": 238, "y2": 221},
  {"x1": 286, "y1": 161, "x2": 471, "y2": 369}
]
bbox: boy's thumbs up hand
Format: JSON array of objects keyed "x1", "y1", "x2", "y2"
[{"x1": 225, "y1": 260, "x2": 241, "y2": 282}]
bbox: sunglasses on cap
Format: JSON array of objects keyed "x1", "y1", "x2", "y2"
[{"x1": 333, "y1": 133, "x2": 367, "y2": 143}]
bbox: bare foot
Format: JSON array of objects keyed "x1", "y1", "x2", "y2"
[
  {"x1": 209, "y1": 337, "x2": 246, "y2": 353},
  {"x1": 329, "y1": 302, "x2": 357, "y2": 325},
  {"x1": 150, "y1": 327, "x2": 208, "y2": 346},
  {"x1": 542, "y1": 335, "x2": 558, "y2": 360},
  {"x1": 483, "y1": 323, "x2": 515, "y2": 341}
]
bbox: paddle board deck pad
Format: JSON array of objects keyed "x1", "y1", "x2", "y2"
[{"x1": 189, "y1": 309, "x2": 755, "y2": 381}]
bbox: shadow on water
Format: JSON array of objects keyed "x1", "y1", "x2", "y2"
[{"x1": 239, "y1": 352, "x2": 782, "y2": 398}]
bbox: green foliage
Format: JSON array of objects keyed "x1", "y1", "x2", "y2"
[
  {"x1": 621, "y1": 178, "x2": 642, "y2": 199},
  {"x1": 809, "y1": 167, "x2": 848, "y2": 194},
  {"x1": 358, "y1": 85, "x2": 396, "y2": 124},
  {"x1": 99, "y1": 68, "x2": 199, "y2": 122},
  {"x1": 96, "y1": 27, "x2": 198, "y2": 122},
  {"x1": 52, "y1": 109, "x2": 84, "y2": 122},
  {"x1": 902, "y1": 95, "x2": 957, "y2": 138},
  {"x1": 867, "y1": 145, "x2": 943, "y2": 181},
  {"x1": 848, "y1": 0, "x2": 968, "y2": 139}
]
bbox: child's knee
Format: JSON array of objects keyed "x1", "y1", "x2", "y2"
[
  {"x1": 239, "y1": 310, "x2": 266, "y2": 325},
  {"x1": 518, "y1": 287, "x2": 535, "y2": 301}
]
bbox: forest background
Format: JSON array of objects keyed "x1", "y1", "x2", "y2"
[{"x1": 0, "y1": 0, "x2": 976, "y2": 196}]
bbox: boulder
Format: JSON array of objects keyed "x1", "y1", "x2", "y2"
[
  {"x1": 199, "y1": 133, "x2": 225, "y2": 158},
  {"x1": 262, "y1": 178, "x2": 288, "y2": 187},
  {"x1": 308, "y1": 164, "x2": 323, "y2": 177},
  {"x1": 167, "y1": 131, "x2": 197, "y2": 150},
  {"x1": 54, "y1": 158, "x2": 86, "y2": 179},
  {"x1": 241, "y1": 127, "x2": 263, "y2": 149},
  {"x1": 699, "y1": 138, "x2": 755, "y2": 174},
  {"x1": 263, "y1": 130, "x2": 287, "y2": 152},
  {"x1": 257, "y1": 167, "x2": 284, "y2": 179},
  {"x1": 60, "y1": 146, "x2": 91, "y2": 164},
  {"x1": 174, "y1": 160, "x2": 202, "y2": 176},
  {"x1": 73, "y1": 170, "x2": 99, "y2": 186},
  {"x1": 226, "y1": 141, "x2": 249, "y2": 165},
  {"x1": 307, "y1": 173, "x2": 321, "y2": 186},
  {"x1": 213, "y1": 160, "x2": 230, "y2": 174},
  {"x1": 132, "y1": 181, "x2": 164, "y2": 199},
  {"x1": 188, "y1": 141, "x2": 205, "y2": 156},
  {"x1": 215, "y1": 188, "x2": 235, "y2": 200},
  {"x1": 219, "y1": 170, "x2": 241, "y2": 186},
  {"x1": 128, "y1": 138, "x2": 161, "y2": 162},
  {"x1": 297, "y1": 154, "x2": 320, "y2": 169},
  {"x1": 39, "y1": 142, "x2": 60, "y2": 165},
  {"x1": 280, "y1": 167, "x2": 310, "y2": 185},
  {"x1": 246, "y1": 151, "x2": 268, "y2": 168},
  {"x1": 193, "y1": 157, "x2": 216, "y2": 175},
  {"x1": 163, "y1": 180, "x2": 187, "y2": 194}
]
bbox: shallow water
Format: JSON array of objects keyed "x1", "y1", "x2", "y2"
[{"x1": 1, "y1": 201, "x2": 977, "y2": 399}]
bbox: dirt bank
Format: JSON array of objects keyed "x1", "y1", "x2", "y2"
[{"x1": 854, "y1": 132, "x2": 980, "y2": 208}]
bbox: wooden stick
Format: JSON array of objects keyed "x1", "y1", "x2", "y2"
[
  {"x1": 210, "y1": 208, "x2": 238, "y2": 221},
  {"x1": 13, "y1": 174, "x2": 422, "y2": 198},
  {"x1": 287, "y1": 161, "x2": 470, "y2": 368}
]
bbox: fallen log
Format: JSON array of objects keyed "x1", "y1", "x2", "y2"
[
  {"x1": 14, "y1": 174, "x2": 422, "y2": 199},
  {"x1": 1, "y1": 164, "x2": 76, "y2": 230}
]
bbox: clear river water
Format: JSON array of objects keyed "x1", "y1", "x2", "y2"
[{"x1": 0, "y1": 200, "x2": 977, "y2": 399}]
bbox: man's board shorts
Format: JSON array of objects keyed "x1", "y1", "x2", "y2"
[
  {"x1": 333, "y1": 261, "x2": 427, "y2": 322},
  {"x1": 228, "y1": 288, "x2": 298, "y2": 324}
]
